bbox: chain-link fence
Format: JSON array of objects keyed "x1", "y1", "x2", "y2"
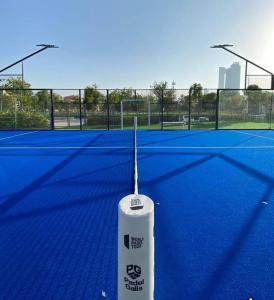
[
  {"x1": 0, "y1": 88, "x2": 273, "y2": 130},
  {"x1": 0, "y1": 89, "x2": 51, "y2": 129}
]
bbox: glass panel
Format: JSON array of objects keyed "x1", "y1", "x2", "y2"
[
  {"x1": 219, "y1": 89, "x2": 272, "y2": 129},
  {"x1": 270, "y1": 91, "x2": 274, "y2": 129}
]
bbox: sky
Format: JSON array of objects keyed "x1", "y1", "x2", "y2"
[{"x1": 0, "y1": 0, "x2": 274, "y2": 89}]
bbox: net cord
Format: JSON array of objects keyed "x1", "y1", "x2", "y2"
[{"x1": 134, "y1": 116, "x2": 139, "y2": 195}]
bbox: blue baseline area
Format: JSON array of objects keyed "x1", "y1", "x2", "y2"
[{"x1": 0, "y1": 129, "x2": 274, "y2": 300}]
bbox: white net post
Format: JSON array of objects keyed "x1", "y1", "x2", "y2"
[
  {"x1": 118, "y1": 116, "x2": 155, "y2": 300},
  {"x1": 118, "y1": 194, "x2": 154, "y2": 300},
  {"x1": 134, "y1": 116, "x2": 138, "y2": 195}
]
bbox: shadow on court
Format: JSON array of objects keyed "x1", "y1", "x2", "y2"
[
  {"x1": 140, "y1": 130, "x2": 210, "y2": 146},
  {"x1": 197, "y1": 186, "x2": 273, "y2": 300},
  {"x1": 0, "y1": 134, "x2": 103, "y2": 218}
]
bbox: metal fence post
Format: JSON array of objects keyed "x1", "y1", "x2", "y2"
[
  {"x1": 148, "y1": 100, "x2": 151, "y2": 128},
  {"x1": 107, "y1": 89, "x2": 110, "y2": 130},
  {"x1": 244, "y1": 61, "x2": 248, "y2": 89},
  {"x1": 121, "y1": 100, "x2": 123, "y2": 130},
  {"x1": 50, "y1": 89, "x2": 54, "y2": 130},
  {"x1": 215, "y1": 89, "x2": 220, "y2": 130},
  {"x1": 188, "y1": 88, "x2": 191, "y2": 130},
  {"x1": 270, "y1": 90, "x2": 273, "y2": 130},
  {"x1": 79, "y1": 89, "x2": 82, "y2": 130},
  {"x1": 161, "y1": 89, "x2": 164, "y2": 130},
  {"x1": 134, "y1": 89, "x2": 138, "y2": 117}
]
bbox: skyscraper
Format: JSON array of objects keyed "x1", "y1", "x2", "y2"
[
  {"x1": 218, "y1": 67, "x2": 226, "y2": 89},
  {"x1": 218, "y1": 62, "x2": 241, "y2": 89},
  {"x1": 225, "y1": 62, "x2": 241, "y2": 89}
]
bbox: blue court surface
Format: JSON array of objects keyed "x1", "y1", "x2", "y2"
[{"x1": 0, "y1": 129, "x2": 274, "y2": 300}]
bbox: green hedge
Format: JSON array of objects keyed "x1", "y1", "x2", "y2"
[
  {"x1": 86, "y1": 113, "x2": 161, "y2": 127},
  {"x1": 0, "y1": 112, "x2": 49, "y2": 129}
]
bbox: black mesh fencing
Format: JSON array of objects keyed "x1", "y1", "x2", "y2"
[
  {"x1": 0, "y1": 89, "x2": 51, "y2": 129},
  {"x1": 0, "y1": 88, "x2": 273, "y2": 130},
  {"x1": 162, "y1": 90, "x2": 188, "y2": 129},
  {"x1": 82, "y1": 89, "x2": 107, "y2": 129},
  {"x1": 52, "y1": 90, "x2": 81, "y2": 129},
  {"x1": 189, "y1": 89, "x2": 217, "y2": 129}
]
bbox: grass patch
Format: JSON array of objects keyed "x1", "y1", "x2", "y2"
[
  {"x1": 219, "y1": 122, "x2": 272, "y2": 129},
  {"x1": 54, "y1": 121, "x2": 274, "y2": 130}
]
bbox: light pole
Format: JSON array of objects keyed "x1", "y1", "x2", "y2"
[
  {"x1": 211, "y1": 44, "x2": 274, "y2": 89},
  {"x1": 0, "y1": 44, "x2": 58, "y2": 128},
  {"x1": 0, "y1": 44, "x2": 59, "y2": 87},
  {"x1": 21, "y1": 61, "x2": 24, "y2": 89}
]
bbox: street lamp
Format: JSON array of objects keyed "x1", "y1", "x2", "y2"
[
  {"x1": 0, "y1": 44, "x2": 59, "y2": 88},
  {"x1": 36, "y1": 44, "x2": 59, "y2": 48},
  {"x1": 211, "y1": 44, "x2": 274, "y2": 89}
]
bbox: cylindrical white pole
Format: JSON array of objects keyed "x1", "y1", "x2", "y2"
[
  {"x1": 133, "y1": 116, "x2": 138, "y2": 195},
  {"x1": 118, "y1": 194, "x2": 154, "y2": 300}
]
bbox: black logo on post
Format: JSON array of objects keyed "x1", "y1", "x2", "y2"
[
  {"x1": 130, "y1": 198, "x2": 143, "y2": 210},
  {"x1": 124, "y1": 264, "x2": 144, "y2": 291},
  {"x1": 127, "y1": 264, "x2": 141, "y2": 280},
  {"x1": 124, "y1": 234, "x2": 144, "y2": 249},
  {"x1": 124, "y1": 234, "x2": 130, "y2": 249}
]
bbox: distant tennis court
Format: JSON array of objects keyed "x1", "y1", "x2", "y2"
[{"x1": 0, "y1": 129, "x2": 274, "y2": 299}]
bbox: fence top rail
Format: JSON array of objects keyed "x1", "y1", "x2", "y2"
[
  {"x1": 0, "y1": 88, "x2": 273, "y2": 92},
  {"x1": 0, "y1": 88, "x2": 219, "y2": 91},
  {"x1": 218, "y1": 88, "x2": 274, "y2": 91}
]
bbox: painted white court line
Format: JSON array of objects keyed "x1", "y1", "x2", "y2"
[
  {"x1": 0, "y1": 131, "x2": 39, "y2": 141},
  {"x1": 0, "y1": 145, "x2": 273, "y2": 150},
  {"x1": 140, "y1": 146, "x2": 274, "y2": 149},
  {"x1": 232, "y1": 130, "x2": 274, "y2": 142},
  {"x1": 0, "y1": 146, "x2": 130, "y2": 149}
]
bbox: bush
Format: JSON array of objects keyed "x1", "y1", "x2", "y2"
[{"x1": 0, "y1": 112, "x2": 49, "y2": 129}]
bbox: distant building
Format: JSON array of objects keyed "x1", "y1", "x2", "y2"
[
  {"x1": 218, "y1": 62, "x2": 241, "y2": 89},
  {"x1": 225, "y1": 62, "x2": 241, "y2": 89},
  {"x1": 218, "y1": 67, "x2": 226, "y2": 89}
]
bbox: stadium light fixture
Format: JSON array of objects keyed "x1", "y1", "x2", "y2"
[
  {"x1": 210, "y1": 44, "x2": 234, "y2": 48},
  {"x1": 36, "y1": 44, "x2": 59, "y2": 48},
  {"x1": 211, "y1": 44, "x2": 274, "y2": 89},
  {"x1": 0, "y1": 44, "x2": 59, "y2": 88}
]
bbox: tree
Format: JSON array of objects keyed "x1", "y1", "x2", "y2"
[
  {"x1": 84, "y1": 84, "x2": 105, "y2": 111},
  {"x1": 151, "y1": 81, "x2": 177, "y2": 105},
  {"x1": 188, "y1": 83, "x2": 203, "y2": 114},
  {"x1": 246, "y1": 85, "x2": 272, "y2": 116},
  {"x1": 189, "y1": 83, "x2": 203, "y2": 100},
  {"x1": 33, "y1": 90, "x2": 50, "y2": 111},
  {"x1": 220, "y1": 92, "x2": 245, "y2": 118},
  {"x1": 3, "y1": 78, "x2": 32, "y2": 111},
  {"x1": 247, "y1": 84, "x2": 261, "y2": 90},
  {"x1": 178, "y1": 93, "x2": 189, "y2": 110},
  {"x1": 201, "y1": 92, "x2": 217, "y2": 111},
  {"x1": 230, "y1": 94, "x2": 245, "y2": 111},
  {"x1": 4, "y1": 77, "x2": 31, "y2": 90},
  {"x1": 108, "y1": 89, "x2": 135, "y2": 105}
]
